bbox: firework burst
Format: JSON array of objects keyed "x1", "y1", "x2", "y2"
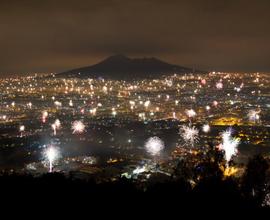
[
  {"x1": 72, "y1": 120, "x2": 86, "y2": 134},
  {"x1": 145, "y1": 136, "x2": 165, "y2": 156},
  {"x1": 180, "y1": 125, "x2": 199, "y2": 147},
  {"x1": 202, "y1": 124, "x2": 210, "y2": 133},
  {"x1": 42, "y1": 111, "x2": 48, "y2": 123},
  {"x1": 220, "y1": 129, "x2": 240, "y2": 165},
  {"x1": 216, "y1": 82, "x2": 223, "y2": 89},
  {"x1": 185, "y1": 109, "x2": 196, "y2": 118}
]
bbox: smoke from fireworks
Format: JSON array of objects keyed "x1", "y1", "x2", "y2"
[
  {"x1": 180, "y1": 125, "x2": 199, "y2": 147},
  {"x1": 145, "y1": 136, "x2": 165, "y2": 156},
  {"x1": 220, "y1": 129, "x2": 240, "y2": 164},
  {"x1": 72, "y1": 120, "x2": 86, "y2": 134}
]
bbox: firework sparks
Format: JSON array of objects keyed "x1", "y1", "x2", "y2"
[
  {"x1": 220, "y1": 129, "x2": 240, "y2": 165},
  {"x1": 44, "y1": 146, "x2": 59, "y2": 172},
  {"x1": 51, "y1": 119, "x2": 61, "y2": 136},
  {"x1": 185, "y1": 109, "x2": 196, "y2": 118},
  {"x1": 180, "y1": 125, "x2": 199, "y2": 147},
  {"x1": 213, "y1": 100, "x2": 218, "y2": 107},
  {"x1": 42, "y1": 111, "x2": 48, "y2": 123},
  {"x1": 216, "y1": 81, "x2": 223, "y2": 89},
  {"x1": 54, "y1": 119, "x2": 61, "y2": 128},
  {"x1": 72, "y1": 120, "x2": 86, "y2": 134},
  {"x1": 205, "y1": 105, "x2": 211, "y2": 111},
  {"x1": 202, "y1": 124, "x2": 210, "y2": 133},
  {"x1": 19, "y1": 125, "x2": 25, "y2": 132},
  {"x1": 145, "y1": 136, "x2": 165, "y2": 156},
  {"x1": 51, "y1": 124, "x2": 56, "y2": 136}
]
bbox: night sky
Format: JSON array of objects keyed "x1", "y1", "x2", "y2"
[{"x1": 1, "y1": 0, "x2": 270, "y2": 74}]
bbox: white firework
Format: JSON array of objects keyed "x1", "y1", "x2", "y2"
[
  {"x1": 145, "y1": 136, "x2": 165, "y2": 156},
  {"x1": 51, "y1": 119, "x2": 61, "y2": 136},
  {"x1": 42, "y1": 111, "x2": 48, "y2": 123},
  {"x1": 202, "y1": 124, "x2": 210, "y2": 133},
  {"x1": 185, "y1": 109, "x2": 196, "y2": 118},
  {"x1": 19, "y1": 125, "x2": 25, "y2": 132},
  {"x1": 54, "y1": 119, "x2": 61, "y2": 128},
  {"x1": 216, "y1": 82, "x2": 223, "y2": 89},
  {"x1": 51, "y1": 124, "x2": 56, "y2": 136},
  {"x1": 44, "y1": 146, "x2": 60, "y2": 173},
  {"x1": 248, "y1": 110, "x2": 260, "y2": 122},
  {"x1": 220, "y1": 129, "x2": 240, "y2": 164},
  {"x1": 180, "y1": 125, "x2": 199, "y2": 147},
  {"x1": 72, "y1": 120, "x2": 86, "y2": 134},
  {"x1": 42, "y1": 111, "x2": 48, "y2": 118}
]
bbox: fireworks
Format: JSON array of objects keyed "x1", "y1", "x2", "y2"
[
  {"x1": 42, "y1": 111, "x2": 48, "y2": 123},
  {"x1": 248, "y1": 110, "x2": 260, "y2": 122},
  {"x1": 51, "y1": 124, "x2": 56, "y2": 135},
  {"x1": 44, "y1": 146, "x2": 60, "y2": 172},
  {"x1": 27, "y1": 102, "x2": 32, "y2": 108},
  {"x1": 144, "y1": 100, "x2": 151, "y2": 108},
  {"x1": 180, "y1": 125, "x2": 199, "y2": 147},
  {"x1": 185, "y1": 109, "x2": 196, "y2": 118},
  {"x1": 201, "y1": 79, "x2": 206, "y2": 85},
  {"x1": 220, "y1": 129, "x2": 240, "y2": 164},
  {"x1": 213, "y1": 100, "x2": 218, "y2": 107},
  {"x1": 145, "y1": 136, "x2": 165, "y2": 156},
  {"x1": 54, "y1": 119, "x2": 61, "y2": 128},
  {"x1": 72, "y1": 120, "x2": 86, "y2": 134},
  {"x1": 19, "y1": 125, "x2": 25, "y2": 137},
  {"x1": 69, "y1": 100, "x2": 73, "y2": 107},
  {"x1": 216, "y1": 82, "x2": 223, "y2": 89},
  {"x1": 202, "y1": 124, "x2": 210, "y2": 133},
  {"x1": 51, "y1": 119, "x2": 61, "y2": 135},
  {"x1": 19, "y1": 125, "x2": 25, "y2": 132},
  {"x1": 54, "y1": 101, "x2": 62, "y2": 107}
]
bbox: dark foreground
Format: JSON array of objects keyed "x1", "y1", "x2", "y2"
[{"x1": 1, "y1": 154, "x2": 270, "y2": 216}]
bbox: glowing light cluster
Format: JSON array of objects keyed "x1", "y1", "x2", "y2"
[
  {"x1": 220, "y1": 129, "x2": 240, "y2": 164},
  {"x1": 185, "y1": 109, "x2": 196, "y2": 118},
  {"x1": 202, "y1": 124, "x2": 210, "y2": 133},
  {"x1": 145, "y1": 136, "x2": 165, "y2": 156},
  {"x1": 180, "y1": 125, "x2": 199, "y2": 147},
  {"x1": 72, "y1": 120, "x2": 86, "y2": 134},
  {"x1": 44, "y1": 146, "x2": 60, "y2": 173}
]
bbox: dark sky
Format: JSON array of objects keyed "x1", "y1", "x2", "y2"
[{"x1": 1, "y1": 0, "x2": 270, "y2": 74}]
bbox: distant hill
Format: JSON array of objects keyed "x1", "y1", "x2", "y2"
[{"x1": 57, "y1": 55, "x2": 205, "y2": 80}]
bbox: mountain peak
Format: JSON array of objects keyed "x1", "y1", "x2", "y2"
[
  {"x1": 58, "y1": 55, "x2": 205, "y2": 80},
  {"x1": 104, "y1": 54, "x2": 130, "y2": 62}
]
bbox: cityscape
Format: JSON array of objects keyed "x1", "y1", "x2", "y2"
[{"x1": 1, "y1": 0, "x2": 270, "y2": 211}]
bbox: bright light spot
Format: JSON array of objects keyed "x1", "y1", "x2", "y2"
[
  {"x1": 72, "y1": 120, "x2": 86, "y2": 134},
  {"x1": 145, "y1": 136, "x2": 165, "y2": 156},
  {"x1": 202, "y1": 124, "x2": 210, "y2": 133}
]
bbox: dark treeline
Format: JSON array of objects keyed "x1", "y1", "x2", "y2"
[{"x1": 0, "y1": 147, "x2": 269, "y2": 212}]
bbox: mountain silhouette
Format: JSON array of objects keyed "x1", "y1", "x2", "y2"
[{"x1": 57, "y1": 55, "x2": 204, "y2": 80}]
